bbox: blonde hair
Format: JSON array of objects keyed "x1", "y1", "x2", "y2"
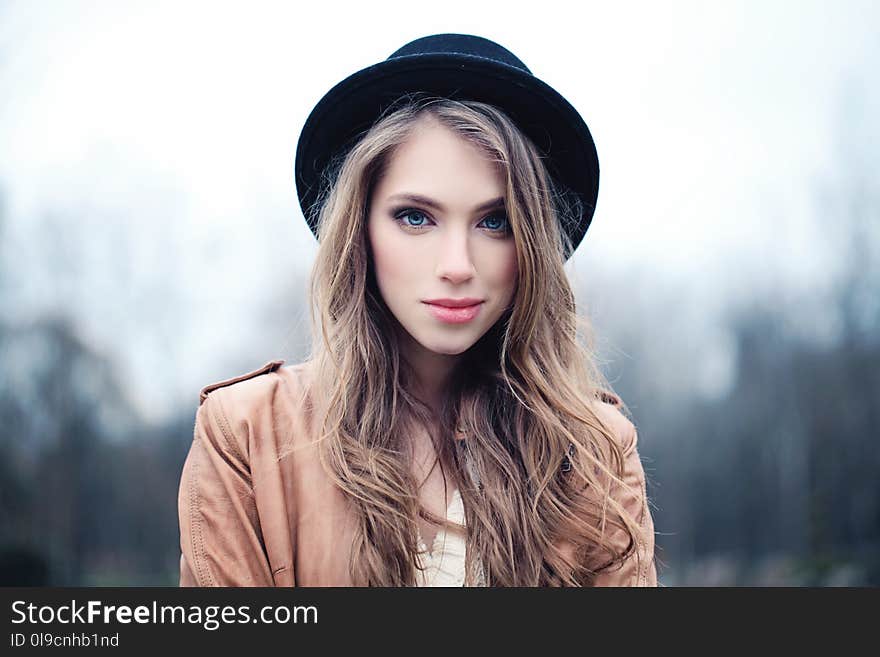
[{"x1": 286, "y1": 95, "x2": 644, "y2": 585}]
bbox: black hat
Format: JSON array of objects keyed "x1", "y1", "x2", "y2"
[{"x1": 295, "y1": 33, "x2": 599, "y2": 260}]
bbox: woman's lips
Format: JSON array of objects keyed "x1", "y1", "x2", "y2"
[{"x1": 423, "y1": 301, "x2": 484, "y2": 324}]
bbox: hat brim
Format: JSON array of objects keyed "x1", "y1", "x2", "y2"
[{"x1": 295, "y1": 52, "x2": 599, "y2": 256}]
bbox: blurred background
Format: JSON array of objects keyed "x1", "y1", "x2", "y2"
[{"x1": 1, "y1": 0, "x2": 877, "y2": 586}]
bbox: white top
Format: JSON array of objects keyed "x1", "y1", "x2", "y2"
[{"x1": 415, "y1": 488, "x2": 486, "y2": 587}]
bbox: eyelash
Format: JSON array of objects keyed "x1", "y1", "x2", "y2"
[{"x1": 391, "y1": 207, "x2": 511, "y2": 234}]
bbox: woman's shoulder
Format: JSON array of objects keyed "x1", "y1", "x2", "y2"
[{"x1": 193, "y1": 359, "x2": 318, "y2": 464}]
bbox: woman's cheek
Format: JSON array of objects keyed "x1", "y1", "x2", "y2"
[
  {"x1": 495, "y1": 251, "x2": 518, "y2": 293},
  {"x1": 372, "y1": 227, "x2": 419, "y2": 295}
]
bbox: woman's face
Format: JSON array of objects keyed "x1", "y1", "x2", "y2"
[{"x1": 367, "y1": 116, "x2": 518, "y2": 364}]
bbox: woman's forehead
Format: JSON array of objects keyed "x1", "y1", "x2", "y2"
[{"x1": 376, "y1": 121, "x2": 505, "y2": 203}]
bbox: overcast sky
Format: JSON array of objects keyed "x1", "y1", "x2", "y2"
[{"x1": 1, "y1": 0, "x2": 877, "y2": 422}]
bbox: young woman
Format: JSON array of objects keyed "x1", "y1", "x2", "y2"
[{"x1": 178, "y1": 34, "x2": 658, "y2": 587}]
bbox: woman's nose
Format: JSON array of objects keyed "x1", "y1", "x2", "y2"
[{"x1": 434, "y1": 229, "x2": 476, "y2": 283}]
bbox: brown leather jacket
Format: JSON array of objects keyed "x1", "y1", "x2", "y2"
[{"x1": 177, "y1": 360, "x2": 658, "y2": 586}]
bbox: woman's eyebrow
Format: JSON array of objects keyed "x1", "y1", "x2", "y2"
[{"x1": 386, "y1": 193, "x2": 505, "y2": 213}]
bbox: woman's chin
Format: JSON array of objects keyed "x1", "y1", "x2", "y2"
[{"x1": 413, "y1": 334, "x2": 477, "y2": 357}]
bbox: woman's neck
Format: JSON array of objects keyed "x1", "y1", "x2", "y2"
[{"x1": 398, "y1": 335, "x2": 459, "y2": 414}]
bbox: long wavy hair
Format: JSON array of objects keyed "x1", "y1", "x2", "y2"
[{"x1": 286, "y1": 95, "x2": 645, "y2": 586}]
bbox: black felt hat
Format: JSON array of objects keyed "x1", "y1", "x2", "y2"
[{"x1": 294, "y1": 33, "x2": 600, "y2": 260}]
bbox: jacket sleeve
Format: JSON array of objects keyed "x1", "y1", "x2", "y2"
[
  {"x1": 591, "y1": 426, "x2": 658, "y2": 587},
  {"x1": 178, "y1": 392, "x2": 275, "y2": 586}
]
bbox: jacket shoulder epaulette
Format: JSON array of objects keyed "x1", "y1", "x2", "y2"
[
  {"x1": 596, "y1": 389, "x2": 622, "y2": 406},
  {"x1": 198, "y1": 359, "x2": 285, "y2": 405}
]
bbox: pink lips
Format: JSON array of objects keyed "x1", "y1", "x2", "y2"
[{"x1": 423, "y1": 301, "x2": 484, "y2": 324}]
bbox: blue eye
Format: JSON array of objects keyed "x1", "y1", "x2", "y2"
[
  {"x1": 481, "y1": 214, "x2": 510, "y2": 232},
  {"x1": 396, "y1": 209, "x2": 430, "y2": 228}
]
